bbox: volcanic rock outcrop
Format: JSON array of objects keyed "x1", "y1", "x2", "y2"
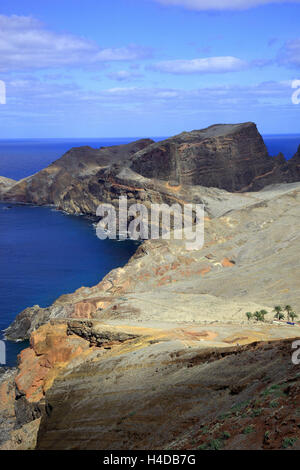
[
  {"x1": 5, "y1": 180, "x2": 300, "y2": 343},
  {"x1": 1, "y1": 123, "x2": 300, "y2": 450},
  {"x1": 0, "y1": 176, "x2": 16, "y2": 192},
  {"x1": 1, "y1": 123, "x2": 300, "y2": 217}
]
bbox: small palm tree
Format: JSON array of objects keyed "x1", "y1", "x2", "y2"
[
  {"x1": 284, "y1": 305, "x2": 293, "y2": 321},
  {"x1": 260, "y1": 310, "x2": 268, "y2": 321},
  {"x1": 290, "y1": 312, "x2": 298, "y2": 322},
  {"x1": 273, "y1": 306, "x2": 283, "y2": 320},
  {"x1": 254, "y1": 311, "x2": 262, "y2": 322},
  {"x1": 246, "y1": 312, "x2": 252, "y2": 321}
]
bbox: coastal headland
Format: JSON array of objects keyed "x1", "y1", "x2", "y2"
[{"x1": 1, "y1": 122, "x2": 300, "y2": 450}]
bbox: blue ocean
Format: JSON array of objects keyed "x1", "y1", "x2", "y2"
[
  {"x1": 0, "y1": 135, "x2": 299, "y2": 366},
  {"x1": 0, "y1": 138, "x2": 144, "y2": 366}
]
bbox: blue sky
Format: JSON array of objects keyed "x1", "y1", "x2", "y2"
[{"x1": 0, "y1": 0, "x2": 300, "y2": 137}]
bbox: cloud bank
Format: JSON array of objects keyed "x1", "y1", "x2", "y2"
[
  {"x1": 0, "y1": 15, "x2": 151, "y2": 71},
  {"x1": 153, "y1": 0, "x2": 300, "y2": 10},
  {"x1": 151, "y1": 56, "x2": 247, "y2": 74},
  {"x1": 279, "y1": 39, "x2": 300, "y2": 67},
  {"x1": 107, "y1": 70, "x2": 143, "y2": 81}
]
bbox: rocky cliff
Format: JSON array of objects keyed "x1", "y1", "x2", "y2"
[
  {"x1": 1, "y1": 123, "x2": 300, "y2": 217},
  {"x1": 130, "y1": 122, "x2": 273, "y2": 190},
  {"x1": 0, "y1": 176, "x2": 16, "y2": 193},
  {"x1": 6, "y1": 180, "x2": 300, "y2": 341},
  {"x1": 1, "y1": 123, "x2": 300, "y2": 450},
  {"x1": 1, "y1": 181, "x2": 300, "y2": 449},
  {"x1": 0, "y1": 139, "x2": 153, "y2": 210},
  {"x1": 130, "y1": 123, "x2": 300, "y2": 191}
]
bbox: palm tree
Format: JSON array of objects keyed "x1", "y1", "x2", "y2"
[
  {"x1": 284, "y1": 305, "x2": 293, "y2": 321},
  {"x1": 273, "y1": 306, "x2": 283, "y2": 320},
  {"x1": 290, "y1": 312, "x2": 298, "y2": 322},
  {"x1": 254, "y1": 311, "x2": 263, "y2": 322},
  {"x1": 246, "y1": 312, "x2": 252, "y2": 321},
  {"x1": 260, "y1": 310, "x2": 268, "y2": 321}
]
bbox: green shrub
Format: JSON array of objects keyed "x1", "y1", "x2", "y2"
[
  {"x1": 198, "y1": 443, "x2": 208, "y2": 450},
  {"x1": 282, "y1": 437, "x2": 297, "y2": 449},
  {"x1": 243, "y1": 425, "x2": 255, "y2": 434},
  {"x1": 251, "y1": 408, "x2": 263, "y2": 417},
  {"x1": 208, "y1": 439, "x2": 223, "y2": 450},
  {"x1": 221, "y1": 431, "x2": 231, "y2": 440}
]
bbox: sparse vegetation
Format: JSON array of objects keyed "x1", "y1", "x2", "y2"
[
  {"x1": 274, "y1": 305, "x2": 283, "y2": 320},
  {"x1": 231, "y1": 400, "x2": 250, "y2": 414},
  {"x1": 269, "y1": 399, "x2": 279, "y2": 408},
  {"x1": 290, "y1": 311, "x2": 298, "y2": 322},
  {"x1": 201, "y1": 426, "x2": 210, "y2": 435},
  {"x1": 244, "y1": 305, "x2": 298, "y2": 323},
  {"x1": 218, "y1": 411, "x2": 231, "y2": 421},
  {"x1": 251, "y1": 408, "x2": 263, "y2": 417},
  {"x1": 197, "y1": 443, "x2": 208, "y2": 450},
  {"x1": 284, "y1": 305, "x2": 292, "y2": 321},
  {"x1": 260, "y1": 309, "x2": 268, "y2": 319},
  {"x1": 221, "y1": 431, "x2": 231, "y2": 440},
  {"x1": 282, "y1": 437, "x2": 297, "y2": 449},
  {"x1": 254, "y1": 311, "x2": 263, "y2": 322},
  {"x1": 207, "y1": 439, "x2": 223, "y2": 450},
  {"x1": 246, "y1": 312, "x2": 252, "y2": 321},
  {"x1": 198, "y1": 437, "x2": 225, "y2": 450},
  {"x1": 243, "y1": 425, "x2": 255, "y2": 434},
  {"x1": 262, "y1": 384, "x2": 285, "y2": 398},
  {"x1": 254, "y1": 310, "x2": 268, "y2": 322}
]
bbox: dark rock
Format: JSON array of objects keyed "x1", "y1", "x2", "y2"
[
  {"x1": 4, "y1": 305, "x2": 48, "y2": 341},
  {"x1": 1, "y1": 123, "x2": 300, "y2": 213},
  {"x1": 131, "y1": 122, "x2": 273, "y2": 191}
]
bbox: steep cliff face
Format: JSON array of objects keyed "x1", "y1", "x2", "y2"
[
  {"x1": 2, "y1": 125, "x2": 300, "y2": 450},
  {"x1": 2, "y1": 181, "x2": 300, "y2": 449},
  {"x1": 131, "y1": 122, "x2": 275, "y2": 191},
  {"x1": 3, "y1": 321, "x2": 300, "y2": 450},
  {"x1": 0, "y1": 176, "x2": 16, "y2": 192},
  {"x1": 287, "y1": 145, "x2": 300, "y2": 180},
  {"x1": 35, "y1": 337, "x2": 300, "y2": 450},
  {"x1": 0, "y1": 139, "x2": 153, "y2": 207},
  {"x1": 1, "y1": 123, "x2": 300, "y2": 215},
  {"x1": 6, "y1": 181, "x2": 300, "y2": 342}
]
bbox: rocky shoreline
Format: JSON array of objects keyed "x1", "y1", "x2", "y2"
[{"x1": 1, "y1": 122, "x2": 300, "y2": 450}]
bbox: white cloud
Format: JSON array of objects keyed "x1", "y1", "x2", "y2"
[
  {"x1": 1, "y1": 72, "x2": 293, "y2": 113},
  {"x1": 107, "y1": 70, "x2": 143, "y2": 81},
  {"x1": 0, "y1": 15, "x2": 152, "y2": 71},
  {"x1": 151, "y1": 56, "x2": 247, "y2": 74},
  {"x1": 1, "y1": 78, "x2": 296, "y2": 136},
  {"x1": 153, "y1": 0, "x2": 300, "y2": 10},
  {"x1": 278, "y1": 39, "x2": 300, "y2": 67}
]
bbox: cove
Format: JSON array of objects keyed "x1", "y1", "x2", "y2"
[{"x1": 0, "y1": 203, "x2": 138, "y2": 366}]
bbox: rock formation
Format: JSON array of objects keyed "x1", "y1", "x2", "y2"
[
  {"x1": 0, "y1": 176, "x2": 16, "y2": 192},
  {"x1": 1, "y1": 123, "x2": 300, "y2": 450},
  {"x1": 1, "y1": 123, "x2": 300, "y2": 216}
]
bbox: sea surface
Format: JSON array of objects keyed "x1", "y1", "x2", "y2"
[
  {"x1": 0, "y1": 135, "x2": 299, "y2": 366},
  {"x1": 0, "y1": 138, "x2": 146, "y2": 366},
  {"x1": 263, "y1": 134, "x2": 300, "y2": 159}
]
